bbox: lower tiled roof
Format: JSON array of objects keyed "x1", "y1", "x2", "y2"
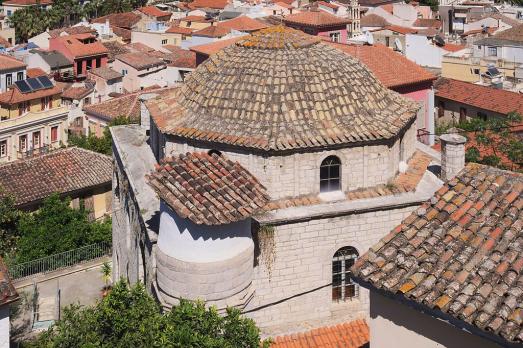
[
  {"x1": 271, "y1": 319, "x2": 369, "y2": 348},
  {"x1": 0, "y1": 147, "x2": 112, "y2": 207},
  {"x1": 147, "y1": 152, "x2": 269, "y2": 225},
  {"x1": 0, "y1": 258, "x2": 18, "y2": 306},
  {"x1": 352, "y1": 163, "x2": 523, "y2": 345}
]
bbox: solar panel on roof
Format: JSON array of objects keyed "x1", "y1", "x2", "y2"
[
  {"x1": 14, "y1": 80, "x2": 31, "y2": 93},
  {"x1": 37, "y1": 76, "x2": 53, "y2": 88},
  {"x1": 487, "y1": 67, "x2": 501, "y2": 77},
  {"x1": 27, "y1": 77, "x2": 43, "y2": 91}
]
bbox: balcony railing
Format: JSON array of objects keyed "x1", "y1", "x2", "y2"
[{"x1": 17, "y1": 144, "x2": 51, "y2": 159}]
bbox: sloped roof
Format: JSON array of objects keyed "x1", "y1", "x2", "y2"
[
  {"x1": 360, "y1": 13, "x2": 390, "y2": 27},
  {"x1": 383, "y1": 25, "x2": 418, "y2": 34},
  {"x1": 84, "y1": 87, "x2": 175, "y2": 122},
  {"x1": 88, "y1": 66, "x2": 123, "y2": 80},
  {"x1": 189, "y1": 36, "x2": 243, "y2": 56},
  {"x1": 147, "y1": 152, "x2": 269, "y2": 225},
  {"x1": 48, "y1": 25, "x2": 97, "y2": 39},
  {"x1": 476, "y1": 23, "x2": 523, "y2": 46},
  {"x1": 193, "y1": 25, "x2": 230, "y2": 38},
  {"x1": 283, "y1": 10, "x2": 352, "y2": 28},
  {"x1": 0, "y1": 147, "x2": 111, "y2": 207},
  {"x1": 162, "y1": 46, "x2": 197, "y2": 68},
  {"x1": 26, "y1": 67, "x2": 46, "y2": 78},
  {"x1": 329, "y1": 42, "x2": 436, "y2": 89},
  {"x1": 116, "y1": 52, "x2": 165, "y2": 70},
  {"x1": 352, "y1": 163, "x2": 523, "y2": 346},
  {"x1": 111, "y1": 25, "x2": 132, "y2": 42},
  {"x1": 187, "y1": 0, "x2": 229, "y2": 9},
  {"x1": 33, "y1": 50, "x2": 72, "y2": 68},
  {"x1": 435, "y1": 78, "x2": 523, "y2": 116},
  {"x1": 91, "y1": 12, "x2": 142, "y2": 29},
  {"x1": 0, "y1": 84, "x2": 62, "y2": 105},
  {"x1": 55, "y1": 35, "x2": 108, "y2": 58},
  {"x1": 138, "y1": 6, "x2": 171, "y2": 19},
  {"x1": 272, "y1": 320, "x2": 369, "y2": 348},
  {"x1": 217, "y1": 15, "x2": 270, "y2": 32},
  {"x1": 61, "y1": 86, "x2": 93, "y2": 100},
  {"x1": 166, "y1": 25, "x2": 195, "y2": 35},
  {"x1": 150, "y1": 27, "x2": 419, "y2": 152},
  {"x1": 0, "y1": 258, "x2": 18, "y2": 306},
  {"x1": 102, "y1": 41, "x2": 130, "y2": 61},
  {"x1": 413, "y1": 18, "x2": 442, "y2": 29},
  {"x1": 0, "y1": 55, "x2": 25, "y2": 71}
]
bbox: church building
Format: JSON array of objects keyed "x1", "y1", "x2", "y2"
[{"x1": 111, "y1": 26, "x2": 445, "y2": 335}]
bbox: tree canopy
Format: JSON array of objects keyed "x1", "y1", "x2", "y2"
[
  {"x1": 0, "y1": 193, "x2": 111, "y2": 264},
  {"x1": 26, "y1": 280, "x2": 271, "y2": 348},
  {"x1": 68, "y1": 116, "x2": 130, "y2": 156}
]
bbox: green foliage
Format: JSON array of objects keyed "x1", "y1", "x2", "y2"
[
  {"x1": 69, "y1": 116, "x2": 130, "y2": 155},
  {"x1": 11, "y1": 194, "x2": 111, "y2": 263},
  {"x1": 418, "y1": 0, "x2": 438, "y2": 11},
  {"x1": 101, "y1": 261, "x2": 111, "y2": 287},
  {"x1": 0, "y1": 192, "x2": 22, "y2": 261},
  {"x1": 26, "y1": 280, "x2": 271, "y2": 348},
  {"x1": 439, "y1": 112, "x2": 523, "y2": 171},
  {"x1": 7, "y1": 6, "x2": 49, "y2": 43}
]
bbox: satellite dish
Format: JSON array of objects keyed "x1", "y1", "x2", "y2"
[
  {"x1": 394, "y1": 37, "x2": 403, "y2": 51},
  {"x1": 365, "y1": 31, "x2": 374, "y2": 45}
]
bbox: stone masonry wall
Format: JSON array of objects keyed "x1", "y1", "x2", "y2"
[
  {"x1": 243, "y1": 206, "x2": 417, "y2": 336},
  {"x1": 165, "y1": 122, "x2": 417, "y2": 200}
]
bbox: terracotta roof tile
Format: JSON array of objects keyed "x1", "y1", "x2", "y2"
[
  {"x1": 0, "y1": 83, "x2": 62, "y2": 105},
  {"x1": 217, "y1": 15, "x2": 270, "y2": 32},
  {"x1": 161, "y1": 46, "x2": 197, "y2": 68},
  {"x1": 111, "y1": 25, "x2": 132, "y2": 42},
  {"x1": 166, "y1": 25, "x2": 195, "y2": 35},
  {"x1": 352, "y1": 163, "x2": 523, "y2": 346},
  {"x1": 115, "y1": 52, "x2": 165, "y2": 70},
  {"x1": 91, "y1": 12, "x2": 142, "y2": 29},
  {"x1": 26, "y1": 67, "x2": 46, "y2": 78},
  {"x1": 48, "y1": 25, "x2": 97, "y2": 39},
  {"x1": 62, "y1": 86, "x2": 93, "y2": 100},
  {"x1": 443, "y1": 43, "x2": 466, "y2": 52},
  {"x1": 102, "y1": 41, "x2": 130, "y2": 61},
  {"x1": 383, "y1": 25, "x2": 418, "y2": 34},
  {"x1": 189, "y1": 36, "x2": 242, "y2": 55},
  {"x1": 0, "y1": 55, "x2": 26, "y2": 71},
  {"x1": 84, "y1": 87, "x2": 175, "y2": 121},
  {"x1": 151, "y1": 27, "x2": 418, "y2": 152},
  {"x1": 283, "y1": 10, "x2": 352, "y2": 27},
  {"x1": 187, "y1": 0, "x2": 229, "y2": 10},
  {"x1": 327, "y1": 42, "x2": 436, "y2": 89},
  {"x1": 318, "y1": 1, "x2": 340, "y2": 9},
  {"x1": 360, "y1": 13, "x2": 390, "y2": 27},
  {"x1": 413, "y1": 18, "x2": 442, "y2": 29},
  {"x1": 0, "y1": 147, "x2": 111, "y2": 207},
  {"x1": 147, "y1": 152, "x2": 269, "y2": 225},
  {"x1": 272, "y1": 319, "x2": 369, "y2": 348},
  {"x1": 88, "y1": 66, "x2": 123, "y2": 80},
  {"x1": 192, "y1": 25, "x2": 230, "y2": 38},
  {"x1": 138, "y1": 6, "x2": 171, "y2": 19},
  {"x1": 0, "y1": 258, "x2": 18, "y2": 306},
  {"x1": 435, "y1": 78, "x2": 523, "y2": 115},
  {"x1": 55, "y1": 35, "x2": 108, "y2": 58}
]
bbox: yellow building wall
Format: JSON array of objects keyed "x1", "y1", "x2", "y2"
[
  {"x1": 1, "y1": 94, "x2": 62, "y2": 120},
  {"x1": 179, "y1": 21, "x2": 211, "y2": 30},
  {"x1": 441, "y1": 60, "x2": 478, "y2": 83}
]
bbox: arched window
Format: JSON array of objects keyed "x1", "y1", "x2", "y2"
[
  {"x1": 320, "y1": 156, "x2": 341, "y2": 193},
  {"x1": 208, "y1": 149, "x2": 222, "y2": 157},
  {"x1": 332, "y1": 246, "x2": 359, "y2": 302}
]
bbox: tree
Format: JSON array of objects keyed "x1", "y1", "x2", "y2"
[
  {"x1": 0, "y1": 192, "x2": 22, "y2": 260},
  {"x1": 69, "y1": 116, "x2": 130, "y2": 155},
  {"x1": 26, "y1": 280, "x2": 271, "y2": 348},
  {"x1": 14, "y1": 194, "x2": 111, "y2": 263},
  {"x1": 7, "y1": 6, "x2": 49, "y2": 42},
  {"x1": 458, "y1": 112, "x2": 523, "y2": 171}
]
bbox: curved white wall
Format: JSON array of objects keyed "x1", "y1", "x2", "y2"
[{"x1": 157, "y1": 200, "x2": 253, "y2": 263}]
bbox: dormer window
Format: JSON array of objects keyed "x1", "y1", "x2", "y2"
[{"x1": 320, "y1": 155, "x2": 341, "y2": 193}]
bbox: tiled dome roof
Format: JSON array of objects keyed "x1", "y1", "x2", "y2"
[{"x1": 148, "y1": 26, "x2": 419, "y2": 152}]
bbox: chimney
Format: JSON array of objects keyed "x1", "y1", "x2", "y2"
[{"x1": 440, "y1": 133, "x2": 467, "y2": 181}]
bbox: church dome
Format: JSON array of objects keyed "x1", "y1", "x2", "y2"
[{"x1": 148, "y1": 26, "x2": 419, "y2": 152}]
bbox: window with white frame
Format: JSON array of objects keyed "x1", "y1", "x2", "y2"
[
  {"x1": 6, "y1": 73, "x2": 12, "y2": 87},
  {"x1": 320, "y1": 155, "x2": 341, "y2": 193},
  {"x1": 19, "y1": 134, "x2": 27, "y2": 152},
  {"x1": 332, "y1": 246, "x2": 359, "y2": 302},
  {"x1": 0, "y1": 140, "x2": 7, "y2": 157}
]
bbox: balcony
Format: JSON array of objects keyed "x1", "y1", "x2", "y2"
[{"x1": 17, "y1": 144, "x2": 51, "y2": 160}]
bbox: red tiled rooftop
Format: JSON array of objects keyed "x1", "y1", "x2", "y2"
[
  {"x1": 180, "y1": 15, "x2": 211, "y2": 23},
  {"x1": 360, "y1": 13, "x2": 390, "y2": 27},
  {"x1": 435, "y1": 78, "x2": 523, "y2": 116},
  {"x1": 166, "y1": 25, "x2": 195, "y2": 35},
  {"x1": 328, "y1": 42, "x2": 436, "y2": 89},
  {"x1": 91, "y1": 12, "x2": 142, "y2": 29},
  {"x1": 48, "y1": 25, "x2": 96, "y2": 39},
  {"x1": 413, "y1": 18, "x2": 442, "y2": 29},
  {"x1": 138, "y1": 5, "x2": 171, "y2": 18},
  {"x1": 271, "y1": 320, "x2": 369, "y2": 348},
  {"x1": 26, "y1": 67, "x2": 46, "y2": 78},
  {"x1": 56, "y1": 35, "x2": 108, "y2": 58},
  {"x1": 383, "y1": 25, "x2": 418, "y2": 34},
  {"x1": 283, "y1": 10, "x2": 352, "y2": 28},
  {"x1": 217, "y1": 15, "x2": 270, "y2": 32},
  {"x1": 0, "y1": 147, "x2": 111, "y2": 208},
  {"x1": 317, "y1": 1, "x2": 339, "y2": 9},
  {"x1": 443, "y1": 42, "x2": 466, "y2": 52},
  {"x1": 187, "y1": 0, "x2": 229, "y2": 9},
  {"x1": 0, "y1": 54, "x2": 25, "y2": 71},
  {"x1": 192, "y1": 25, "x2": 230, "y2": 38},
  {"x1": 116, "y1": 52, "x2": 165, "y2": 70},
  {"x1": 62, "y1": 86, "x2": 93, "y2": 100},
  {"x1": 0, "y1": 84, "x2": 62, "y2": 105},
  {"x1": 190, "y1": 36, "x2": 243, "y2": 56}
]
